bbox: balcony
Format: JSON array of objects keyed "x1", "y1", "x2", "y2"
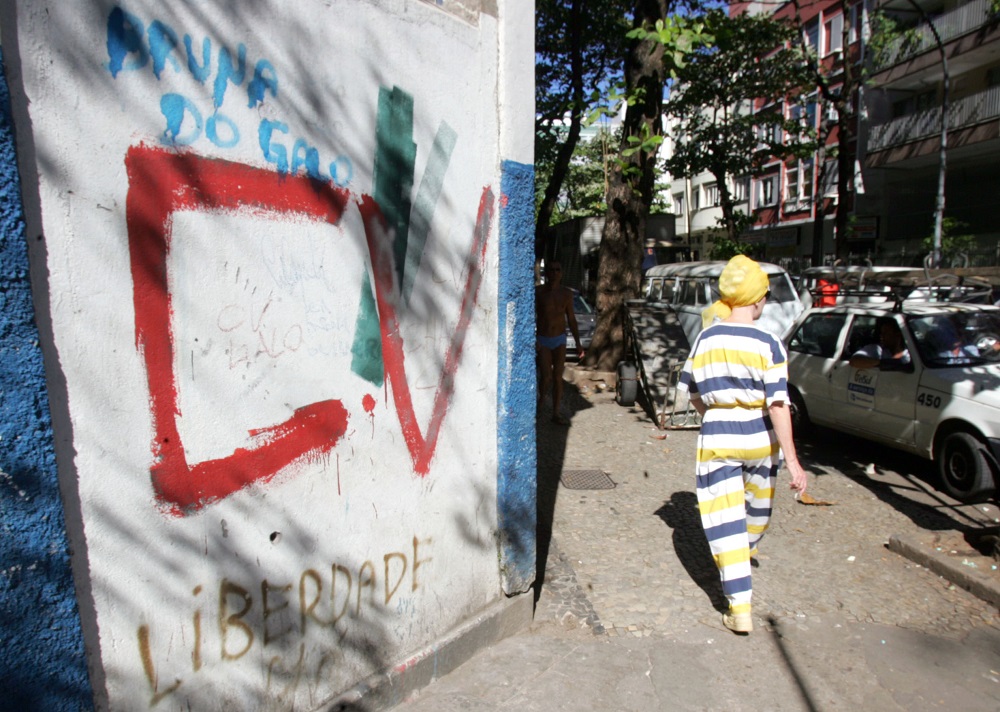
[
  {"x1": 868, "y1": 83, "x2": 1000, "y2": 152},
  {"x1": 872, "y1": 0, "x2": 994, "y2": 70}
]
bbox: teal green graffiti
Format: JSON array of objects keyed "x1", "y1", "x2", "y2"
[
  {"x1": 403, "y1": 122, "x2": 457, "y2": 301},
  {"x1": 350, "y1": 276, "x2": 385, "y2": 386},
  {"x1": 350, "y1": 86, "x2": 455, "y2": 384},
  {"x1": 376, "y1": 87, "x2": 416, "y2": 284},
  {"x1": 350, "y1": 86, "x2": 414, "y2": 384}
]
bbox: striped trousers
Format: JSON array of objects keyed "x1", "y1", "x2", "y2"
[{"x1": 695, "y1": 407, "x2": 780, "y2": 615}]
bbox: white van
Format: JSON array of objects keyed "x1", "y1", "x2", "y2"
[{"x1": 642, "y1": 260, "x2": 804, "y2": 346}]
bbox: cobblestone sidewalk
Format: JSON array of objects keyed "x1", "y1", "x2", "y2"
[{"x1": 534, "y1": 366, "x2": 1000, "y2": 641}]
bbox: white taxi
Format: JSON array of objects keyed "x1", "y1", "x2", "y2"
[{"x1": 784, "y1": 300, "x2": 1000, "y2": 503}]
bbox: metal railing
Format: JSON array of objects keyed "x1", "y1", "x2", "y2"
[
  {"x1": 868, "y1": 84, "x2": 1000, "y2": 152},
  {"x1": 873, "y1": 0, "x2": 994, "y2": 70},
  {"x1": 878, "y1": 246, "x2": 1000, "y2": 268}
]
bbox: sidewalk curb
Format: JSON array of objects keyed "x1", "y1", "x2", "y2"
[
  {"x1": 319, "y1": 592, "x2": 534, "y2": 711},
  {"x1": 888, "y1": 533, "x2": 1000, "y2": 609}
]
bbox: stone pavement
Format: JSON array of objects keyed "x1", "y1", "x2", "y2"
[{"x1": 396, "y1": 366, "x2": 1000, "y2": 711}]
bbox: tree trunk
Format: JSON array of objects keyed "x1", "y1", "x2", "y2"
[
  {"x1": 712, "y1": 164, "x2": 738, "y2": 241},
  {"x1": 535, "y1": 0, "x2": 584, "y2": 258},
  {"x1": 585, "y1": 0, "x2": 669, "y2": 372}
]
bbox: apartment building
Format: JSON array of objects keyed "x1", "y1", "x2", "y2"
[
  {"x1": 665, "y1": 0, "x2": 863, "y2": 269},
  {"x1": 862, "y1": 0, "x2": 1000, "y2": 264},
  {"x1": 665, "y1": 0, "x2": 1000, "y2": 268}
]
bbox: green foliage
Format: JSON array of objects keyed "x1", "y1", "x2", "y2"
[
  {"x1": 626, "y1": 16, "x2": 709, "y2": 75},
  {"x1": 708, "y1": 232, "x2": 749, "y2": 260},
  {"x1": 868, "y1": 11, "x2": 924, "y2": 68},
  {"x1": 922, "y1": 217, "x2": 978, "y2": 259},
  {"x1": 662, "y1": 9, "x2": 815, "y2": 239},
  {"x1": 536, "y1": 127, "x2": 619, "y2": 223},
  {"x1": 715, "y1": 210, "x2": 755, "y2": 239},
  {"x1": 664, "y1": 10, "x2": 815, "y2": 183}
]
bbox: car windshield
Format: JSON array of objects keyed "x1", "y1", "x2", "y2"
[
  {"x1": 907, "y1": 310, "x2": 1000, "y2": 367},
  {"x1": 574, "y1": 294, "x2": 593, "y2": 314},
  {"x1": 707, "y1": 273, "x2": 797, "y2": 304}
]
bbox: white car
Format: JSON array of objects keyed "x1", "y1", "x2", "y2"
[
  {"x1": 567, "y1": 290, "x2": 595, "y2": 358},
  {"x1": 642, "y1": 260, "x2": 804, "y2": 345},
  {"x1": 784, "y1": 300, "x2": 1000, "y2": 503}
]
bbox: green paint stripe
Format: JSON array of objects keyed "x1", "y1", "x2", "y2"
[
  {"x1": 402, "y1": 121, "x2": 457, "y2": 302},
  {"x1": 350, "y1": 275, "x2": 385, "y2": 387},
  {"x1": 373, "y1": 86, "x2": 416, "y2": 289},
  {"x1": 351, "y1": 86, "x2": 416, "y2": 385}
]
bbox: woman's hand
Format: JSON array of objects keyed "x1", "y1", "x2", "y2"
[{"x1": 786, "y1": 458, "x2": 808, "y2": 494}]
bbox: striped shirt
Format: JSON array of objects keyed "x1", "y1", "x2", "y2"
[{"x1": 677, "y1": 322, "x2": 788, "y2": 409}]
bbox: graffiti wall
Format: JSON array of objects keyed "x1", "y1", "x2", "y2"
[{"x1": 0, "y1": 1, "x2": 535, "y2": 709}]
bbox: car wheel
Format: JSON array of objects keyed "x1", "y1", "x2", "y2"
[
  {"x1": 937, "y1": 431, "x2": 996, "y2": 503},
  {"x1": 616, "y1": 361, "x2": 638, "y2": 407},
  {"x1": 789, "y1": 387, "x2": 810, "y2": 434}
]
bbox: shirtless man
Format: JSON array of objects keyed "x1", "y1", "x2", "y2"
[{"x1": 536, "y1": 261, "x2": 583, "y2": 425}]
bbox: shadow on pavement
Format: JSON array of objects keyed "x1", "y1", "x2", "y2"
[
  {"x1": 796, "y1": 424, "x2": 996, "y2": 535},
  {"x1": 766, "y1": 615, "x2": 821, "y2": 712},
  {"x1": 654, "y1": 491, "x2": 727, "y2": 613},
  {"x1": 534, "y1": 379, "x2": 594, "y2": 605}
]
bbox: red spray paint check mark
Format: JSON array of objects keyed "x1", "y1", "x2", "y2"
[
  {"x1": 126, "y1": 145, "x2": 492, "y2": 513},
  {"x1": 360, "y1": 189, "x2": 494, "y2": 474}
]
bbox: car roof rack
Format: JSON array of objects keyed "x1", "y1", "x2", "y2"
[{"x1": 808, "y1": 288, "x2": 908, "y2": 312}]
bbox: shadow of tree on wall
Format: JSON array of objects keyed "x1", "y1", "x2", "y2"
[
  {"x1": 2, "y1": 2, "x2": 511, "y2": 710},
  {"x1": 0, "y1": 464, "x2": 92, "y2": 712}
]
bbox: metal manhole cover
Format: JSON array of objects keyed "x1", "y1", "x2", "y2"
[{"x1": 560, "y1": 469, "x2": 615, "y2": 490}]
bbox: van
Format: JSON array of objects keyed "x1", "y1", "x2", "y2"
[{"x1": 642, "y1": 260, "x2": 804, "y2": 346}]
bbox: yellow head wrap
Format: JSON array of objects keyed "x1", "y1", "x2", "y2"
[{"x1": 701, "y1": 255, "x2": 770, "y2": 328}]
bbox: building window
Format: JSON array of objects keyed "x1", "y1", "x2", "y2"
[
  {"x1": 821, "y1": 159, "x2": 838, "y2": 197},
  {"x1": 850, "y1": 2, "x2": 862, "y2": 45},
  {"x1": 891, "y1": 89, "x2": 936, "y2": 118},
  {"x1": 785, "y1": 159, "x2": 814, "y2": 204},
  {"x1": 732, "y1": 176, "x2": 750, "y2": 203},
  {"x1": 705, "y1": 182, "x2": 720, "y2": 207},
  {"x1": 788, "y1": 99, "x2": 817, "y2": 140},
  {"x1": 801, "y1": 160, "x2": 814, "y2": 201},
  {"x1": 825, "y1": 98, "x2": 839, "y2": 124},
  {"x1": 691, "y1": 186, "x2": 701, "y2": 211},
  {"x1": 673, "y1": 192, "x2": 685, "y2": 216},
  {"x1": 756, "y1": 175, "x2": 777, "y2": 208},
  {"x1": 804, "y1": 19, "x2": 820, "y2": 51},
  {"x1": 823, "y1": 13, "x2": 844, "y2": 56},
  {"x1": 755, "y1": 105, "x2": 782, "y2": 148},
  {"x1": 786, "y1": 164, "x2": 799, "y2": 204}
]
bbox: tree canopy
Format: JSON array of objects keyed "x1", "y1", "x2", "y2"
[
  {"x1": 663, "y1": 9, "x2": 815, "y2": 240},
  {"x1": 535, "y1": 0, "x2": 632, "y2": 252}
]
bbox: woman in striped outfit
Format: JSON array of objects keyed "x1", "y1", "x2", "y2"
[{"x1": 677, "y1": 255, "x2": 808, "y2": 634}]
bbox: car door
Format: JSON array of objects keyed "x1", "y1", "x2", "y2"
[
  {"x1": 786, "y1": 312, "x2": 849, "y2": 426},
  {"x1": 834, "y1": 314, "x2": 920, "y2": 446}
]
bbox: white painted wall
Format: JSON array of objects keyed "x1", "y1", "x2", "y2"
[{"x1": 4, "y1": 1, "x2": 522, "y2": 708}]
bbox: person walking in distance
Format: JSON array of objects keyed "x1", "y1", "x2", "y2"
[
  {"x1": 536, "y1": 261, "x2": 583, "y2": 425},
  {"x1": 676, "y1": 255, "x2": 808, "y2": 634}
]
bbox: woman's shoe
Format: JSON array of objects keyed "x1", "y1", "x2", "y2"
[{"x1": 722, "y1": 612, "x2": 753, "y2": 633}]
